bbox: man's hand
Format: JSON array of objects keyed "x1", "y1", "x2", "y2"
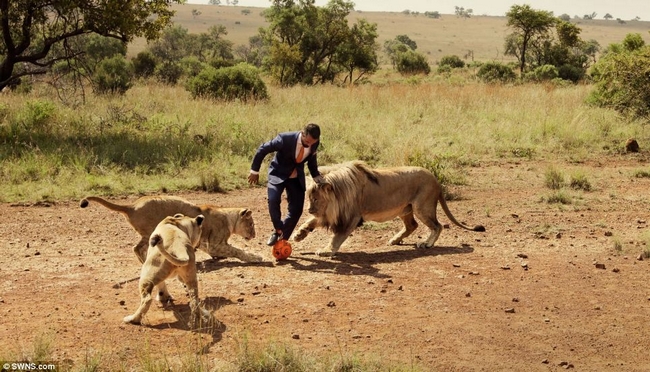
[
  {"x1": 313, "y1": 175, "x2": 325, "y2": 184},
  {"x1": 247, "y1": 173, "x2": 259, "y2": 185}
]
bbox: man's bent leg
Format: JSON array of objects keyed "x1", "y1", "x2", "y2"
[{"x1": 282, "y1": 178, "x2": 305, "y2": 240}]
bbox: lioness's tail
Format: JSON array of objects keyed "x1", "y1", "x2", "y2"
[
  {"x1": 149, "y1": 234, "x2": 190, "y2": 267},
  {"x1": 79, "y1": 196, "x2": 133, "y2": 215},
  {"x1": 438, "y1": 194, "x2": 486, "y2": 232}
]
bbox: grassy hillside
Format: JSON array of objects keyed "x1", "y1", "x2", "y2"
[{"x1": 128, "y1": 3, "x2": 650, "y2": 64}]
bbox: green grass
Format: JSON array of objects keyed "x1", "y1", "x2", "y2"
[{"x1": 1, "y1": 79, "x2": 646, "y2": 203}]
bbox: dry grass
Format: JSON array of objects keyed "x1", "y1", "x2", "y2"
[{"x1": 133, "y1": 4, "x2": 650, "y2": 63}]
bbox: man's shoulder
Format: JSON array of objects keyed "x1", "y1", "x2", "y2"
[{"x1": 278, "y1": 131, "x2": 299, "y2": 138}]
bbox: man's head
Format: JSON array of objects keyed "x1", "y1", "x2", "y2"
[{"x1": 301, "y1": 123, "x2": 320, "y2": 147}]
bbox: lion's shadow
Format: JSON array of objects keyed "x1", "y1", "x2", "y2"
[
  {"x1": 149, "y1": 295, "x2": 233, "y2": 353},
  {"x1": 284, "y1": 244, "x2": 475, "y2": 279}
]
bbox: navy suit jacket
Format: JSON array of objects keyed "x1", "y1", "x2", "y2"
[{"x1": 251, "y1": 131, "x2": 321, "y2": 190}]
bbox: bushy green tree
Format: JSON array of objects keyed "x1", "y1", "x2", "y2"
[
  {"x1": 476, "y1": 62, "x2": 516, "y2": 83},
  {"x1": 186, "y1": 63, "x2": 268, "y2": 101},
  {"x1": 155, "y1": 61, "x2": 183, "y2": 85},
  {"x1": 439, "y1": 55, "x2": 465, "y2": 69},
  {"x1": 337, "y1": 19, "x2": 379, "y2": 84},
  {"x1": 589, "y1": 36, "x2": 650, "y2": 121},
  {"x1": 93, "y1": 55, "x2": 133, "y2": 95},
  {"x1": 260, "y1": 0, "x2": 378, "y2": 86},
  {"x1": 395, "y1": 50, "x2": 430, "y2": 75},
  {"x1": 132, "y1": 51, "x2": 157, "y2": 79},
  {"x1": 525, "y1": 64, "x2": 558, "y2": 82},
  {"x1": 0, "y1": 0, "x2": 181, "y2": 91},
  {"x1": 505, "y1": 4, "x2": 556, "y2": 75}
]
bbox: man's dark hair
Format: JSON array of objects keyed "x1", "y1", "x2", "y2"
[{"x1": 303, "y1": 123, "x2": 320, "y2": 139}]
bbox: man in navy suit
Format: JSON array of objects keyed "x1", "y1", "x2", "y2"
[{"x1": 248, "y1": 123, "x2": 324, "y2": 246}]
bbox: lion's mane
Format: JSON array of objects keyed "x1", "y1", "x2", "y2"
[{"x1": 313, "y1": 161, "x2": 378, "y2": 234}]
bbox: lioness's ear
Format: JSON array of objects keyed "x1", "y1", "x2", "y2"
[
  {"x1": 196, "y1": 215, "x2": 204, "y2": 226},
  {"x1": 150, "y1": 234, "x2": 162, "y2": 247},
  {"x1": 240, "y1": 208, "x2": 252, "y2": 217},
  {"x1": 173, "y1": 213, "x2": 185, "y2": 218}
]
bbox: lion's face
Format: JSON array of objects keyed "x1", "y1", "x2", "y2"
[
  {"x1": 307, "y1": 183, "x2": 332, "y2": 217},
  {"x1": 234, "y1": 209, "x2": 256, "y2": 240}
]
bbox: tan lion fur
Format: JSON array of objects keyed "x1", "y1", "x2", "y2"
[
  {"x1": 123, "y1": 214, "x2": 213, "y2": 328},
  {"x1": 295, "y1": 161, "x2": 485, "y2": 256},
  {"x1": 80, "y1": 195, "x2": 261, "y2": 264}
]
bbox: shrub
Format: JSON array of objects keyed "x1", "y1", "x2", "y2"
[
  {"x1": 185, "y1": 63, "x2": 269, "y2": 102},
  {"x1": 557, "y1": 64, "x2": 584, "y2": 82},
  {"x1": 155, "y1": 61, "x2": 183, "y2": 85},
  {"x1": 570, "y1": 173, "x2": 592, "y2": 191},
  {"x1": 526, "y1": 64, "x2": 559, "y2": 82},
  {"x1": 589, "y1": 45, "x2": 650, "y2": 120},
  {"x1": 395, "y1": 50, "x2": 431, "y2": 75},
  {"x1": 476, "y1": 62, "x2": 516, "y2": 83},
  {"x1": 131, "y1": 51, "x2": 157, "y2": 79},
  {"x1": 439, "y1": 55, "x2": 465, "y2": 69},
  {"x1": 92, "y1": 55, "x2": 133, "y2": 95},
  {"x1": 180, "y1": 56, "x2": 206, "y2": 78},
  {"x1": 544, "y1": 167, "x2": 565, "y2": 190}
]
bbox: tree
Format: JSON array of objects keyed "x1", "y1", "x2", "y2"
[
  {"x1": 396, "y1": 35, "x2": 418, "y2": 50},
  {"x1": 0, "y1": 0, "x2": 181, "y2": 91},
  {"x1": 337, "y1": 18, "x2": 378, "y2": 84},
  {"x1": 505, "y1": 4, "x2": 556, "y2": 75},
  {"x1": 208, "y1": 0, "x2": 221, "y2": 4},
  {"x1": 192, "y1": 9, "x2": 202, "y2": 19},
  {"x1": 604, "y1": 13, "x2": 613, "y2": 20},
  {"x1": 260, "y1": 0, "x2": 378, "y2": 86},
  {"x1": 424, "y1": 11, "x2": 441, "y2": 19},
  {"x1": 589, "y1": 40, "x2": 650, "y2": 121},
  {"x1": 454, "y1": 6, "x2": 473, "y2": 18}
]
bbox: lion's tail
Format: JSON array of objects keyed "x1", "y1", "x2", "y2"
[
  {"x1": 149, "y1": 234, "x2": 190, "y2": 267},
  {"x1": 79, "y1": 196, "x2": 133, "y2": 215},
  {"x1": 438, "y1": 193, "x2": 486, "y2": 232}
]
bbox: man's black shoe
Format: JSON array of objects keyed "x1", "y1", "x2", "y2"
[{"x1": 267, "y1": 231, "x2": 282, "y2": 246}]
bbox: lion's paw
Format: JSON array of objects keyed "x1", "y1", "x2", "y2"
[
  {"x1": 294, "y1": 229, "x2": 308, "y2": 242},
  {"x1": 316, "y1": 249, "x2": 334, "y2": 257},
  {"x1": 244, "y1": 254, "x2": 264, "y2": 263},
  {"x1": 416, "y1": 242, "x2": 433, "y2": 249}
]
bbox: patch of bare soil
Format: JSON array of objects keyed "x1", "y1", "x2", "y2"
[{"x1": 1, "y1": 157, "x2": 650, "y2": 371}]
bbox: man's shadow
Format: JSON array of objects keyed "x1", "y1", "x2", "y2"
[{"x1": 280, "y1": 243, "x2": 475, "y2": 279}]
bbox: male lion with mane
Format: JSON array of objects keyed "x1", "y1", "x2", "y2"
[{"x1": 294, "y1": 161, "x2": 485, "y2": 256}]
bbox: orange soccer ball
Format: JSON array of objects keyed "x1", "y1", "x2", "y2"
[{"x1": 272, "y1": 240, "x2": 292, "y2": 260}]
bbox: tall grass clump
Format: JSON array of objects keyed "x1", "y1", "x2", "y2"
[{"x1": 544, "y1": 166, "x2": 565, "y2": 189}]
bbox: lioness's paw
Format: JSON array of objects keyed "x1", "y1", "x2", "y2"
[
  {"x1": 388, "y1": 238, "x2": 402, "y2": 245},
  {"x1": 416, "y1": 242, "x2": 433, "y2": 249},
  {"x1": 123, "y1": 315, "x2": 141, "y2": 325}
]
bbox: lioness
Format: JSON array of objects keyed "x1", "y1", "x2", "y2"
[
  {"x1": 79, "y1": 195, "x2": 262, "y2": 264},
  {"x1": 294, "y1": 161, "x2": 485, "y2": 256},
  {"x1": 123, "y1": 213, "x2": 213, "y2": 328}
]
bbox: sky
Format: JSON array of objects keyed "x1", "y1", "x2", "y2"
[{"x1": 188, "y1": 0, "x2": 650, "y2": 21}]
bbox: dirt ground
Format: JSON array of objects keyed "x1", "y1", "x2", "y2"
[{"x1": 1, "y1": 156, "x2": 650, "y2": 371}]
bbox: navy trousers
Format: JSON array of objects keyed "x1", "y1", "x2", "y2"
[{"x1": 267, "y1": 178, "x2": 304, "y2": 240}]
